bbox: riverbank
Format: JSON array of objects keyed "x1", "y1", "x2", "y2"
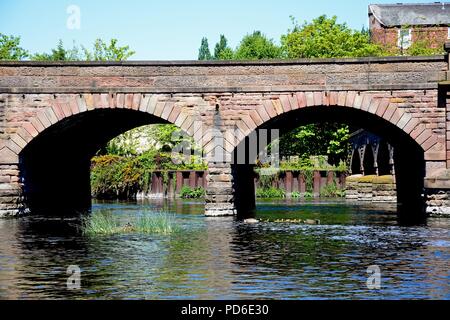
[{"x1": 90, "y1": 155, "x2": 402, "y2": 208}]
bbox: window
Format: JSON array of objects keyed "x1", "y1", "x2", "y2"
[
  {"x1": 398, "y1": 28, "x2": 412, "y2": 50},
  {"x1": 448, "y1": 27, "x2": 450, "y2": 39}
]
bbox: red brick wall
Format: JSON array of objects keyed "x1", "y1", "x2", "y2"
[
  {"x1": 370, "y1": 15, "x2": 449, "y2": 52},
  {"x1": 369, "y1": 16, "x2": 398, "y2": 51},
  {"x1": 413, "y1": 27, "x2": 449, "y2": 49}
]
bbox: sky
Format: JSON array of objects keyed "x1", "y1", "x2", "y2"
[{"x1": 0, "y1": 0, "x2": 442, "y2": 60}]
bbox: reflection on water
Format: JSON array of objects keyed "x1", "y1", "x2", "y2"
[{"x1": 0, "y1": 199, "x2": 449, "y2": 300}]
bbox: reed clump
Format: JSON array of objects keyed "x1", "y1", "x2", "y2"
[{"x1": 81, "y1": 210, "x2": 180, "y2": 236}]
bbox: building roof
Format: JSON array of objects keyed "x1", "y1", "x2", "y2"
[{"x1": 369, "y1": 2, "x2": 450, "y2": 27}]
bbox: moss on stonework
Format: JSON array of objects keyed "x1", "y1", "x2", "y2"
[
  {"x1": 373, "y1": 175, "x2": 396, "y2": 184},
  {"x1": 346, "y1": 175, "x2": 395, "y2": 184}
]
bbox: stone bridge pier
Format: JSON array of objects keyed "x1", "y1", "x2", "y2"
[
  {"x1": 204, "y1": 162, "x2": 236, "y2": 217},
  {"x1": 205, "y1": 162, "x2": 257, "y2": 218},
  {"x1": 0, "y1": 163, "x2": 24, "y2": 216},
  {"x1": 0, "y1": 44, "x2": 450, "y2": 220}
]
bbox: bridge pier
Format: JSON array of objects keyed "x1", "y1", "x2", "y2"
[
  {"x1": 204, "y1": 163, "x2": 257, "y2": 218},
  {"x1": 425, "y1": 189, "x2": 450, "y2": 216},
  {"x1": 424, "y1": 172, "x2": 450, "y2": 217},
  {"x1": 0, "y1": 164, "x2": 25, "y2": 217},
  {"x1": 204, "y1": 163, "x2": 236, "y2": 217}
]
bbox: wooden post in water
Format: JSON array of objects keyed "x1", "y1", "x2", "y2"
[
  {"x1": 189, "y1": 171, "x2": 197, "y2": 188},
  {"x1": 286, "y1": 171, "x2": 293, "y2": 196},
  {"x1": 313, "y1": 171, "x2": 321, "y2": 197},
  {"x1": 327, "y1": 171, "x2": 334, "y2": 185},
  {"x1": 339, "y1": 172, "x2": 346, "y2": 189},
  {"x1": 176, "y1": 171, "x2": 183, "y2": 194},
  {"x1": 299, "y1": 172, "x2": 306, "y2": 194}
]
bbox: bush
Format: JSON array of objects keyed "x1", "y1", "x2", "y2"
[
  {"x1": 291, "y1": 191, "x2": 301, "y2": 198},
  {"x1": 90, "y1": 155, "x2": 143, "y2": 199},
  {"x1": 281, "y1": 15, "x2": 384, "y2": 59},
  {"x1": 320, "y1": 183, "x2": 345, "y2": 198},
  {"x1": 257, "y1": 170, "x2": 278, "y2": 189},
  {"x1": 303, "y1": 191, "x2": 314, "y2": 199},
  {"x1": 91, "y1": 151, "x2": 208, "y2": 199},
  {"x1": 179, "y1": 186, "x2": 205, "y2": 199},
  {"x1": 256, "y1": 187, "x2": 285, "y2": 198}
]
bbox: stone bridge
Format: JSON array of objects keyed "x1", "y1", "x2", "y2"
[{"x1": 1, "y1": 45, "x2": 450, "y2": 220}]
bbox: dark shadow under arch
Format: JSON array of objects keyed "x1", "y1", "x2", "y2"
[
  {"x1": 350, "y1": 149, "x2": 361, "y2": 175},
  {"x1": 363, "y1": 145, "x2": 376, "y2": 176},
  {"x1": 232, "y1": 106, "x2": 425, "y2": 223},
  {"x1": 20, "y1": 109, "x2": 172, "y2": 215},
  {"x1": 378, "y1": 141, "x2": 392, "y2": 176}
]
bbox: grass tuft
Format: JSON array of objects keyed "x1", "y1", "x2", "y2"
[
  {"x1": 81, "y1": 210, "x2": 121, "y2": 236},
  {"x1": 81, "y1": 210, "x2": 179, "y2": 236},
  {"x1": 135, "y1": 211, "x2": 180, "y2": 235}
]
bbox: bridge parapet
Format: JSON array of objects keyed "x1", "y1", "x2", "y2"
[{"x1": 0, "y1": 55, "x2": 447, "y2": 94}]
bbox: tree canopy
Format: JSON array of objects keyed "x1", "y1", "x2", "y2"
[
  {"x1": 32, "y1": 39, "x2": 135, "y2": 61},
  {"x1": 198, "y1": 37, "x2": 212, "y2": 60},
  {"x1": 197, "y1": 31, "x2": 282, "y2": 61},
  {"x1": 234, "y1": 31, "x2": 283, "y2": 60},
  {"x1": 83, "y1": 39, "x2": 135, "y2": 61},
  {"x1": 281, "y1": 15, "x2": 383, "y2": 59},
  {"x1": 31, "y1": 40, "x2": 80, "y2": 61},
  {"x1": 279, "y1": 123, "x2": 350, "y2": 165},
  {"x1": 0, "y1": 33, "x2": 29, "y2": 60},
  {"x1": 213, "y1": 35, "x2": 234, "y2": 60}
]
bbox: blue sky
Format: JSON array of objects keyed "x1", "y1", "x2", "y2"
[{"x1": 0, "y1": 0, "x2": 439, "y2": 60}]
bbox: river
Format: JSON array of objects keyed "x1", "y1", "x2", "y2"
[{"x1": 0, "y1": 199, "x2": 449, "y2": 299}]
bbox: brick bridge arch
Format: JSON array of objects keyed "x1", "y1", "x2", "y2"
[
  {"x1": 223, "y1": 91, "x2": 442, "y2": 219},
  {"x1": 1, "y1": 93, "x2": 204, "y2": 164},
  {"x1": 231, "y1": 91, "x2": 438, "y2": 154},
  {"x1": 0, "y1": 93, "x2": 211, "y2": 215}
]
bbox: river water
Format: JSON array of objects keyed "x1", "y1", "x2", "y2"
[{"x1": 0, "y1": 199, "x2": 449, "y2": 300}]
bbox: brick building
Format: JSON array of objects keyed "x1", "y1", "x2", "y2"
[{"x1": 369, "y1": 2, "x2": 450, "y2": 52}]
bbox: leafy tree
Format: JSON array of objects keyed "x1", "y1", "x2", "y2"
[
  {"x1": 32, "y1": 40, "x2": 81, "y2": 61},
  {"x1": 82, "y1": 38, "x2": 135, "y2": 61},
  {"x1": 326, "y1": 125, "x2": 350, "y2": 165},
  {"x1": 0, "y1": 33, "x2": 29, "y2": 60},
  {"x1": 279, "y1": 123, "x2": 350, "y2": 166},
  {"x1": 214, "y1": 35, "x2": 233, "y2": 60},
  {"x1": 361, "y1": 25, "x2": 369, "y2": 36},
  {"x1": 281, "y1": 15, "x2": 383, "y2": 58},
  {"x1": 32, "y1": 38, "x2": 135, "y2": 61},
  {"x1": 215, "y1": 46, "x2": 234, "y2": 60},
  {"x1": 234, "y1": 31, "x2": 283, "y2": 60},
  {"x1": 147, "y1": 124, "x2": 189, "y2": 152},
  {"x1": 100, "y1": 124, "x2": 201, "y2": 157},
  {"x1": 198, "y1": 37, "x2": 212, "y2": 60}
]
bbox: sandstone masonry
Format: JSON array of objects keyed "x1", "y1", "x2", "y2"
[{"x1": 0, "y1": 53, "x2": 449, "y2": 217}]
